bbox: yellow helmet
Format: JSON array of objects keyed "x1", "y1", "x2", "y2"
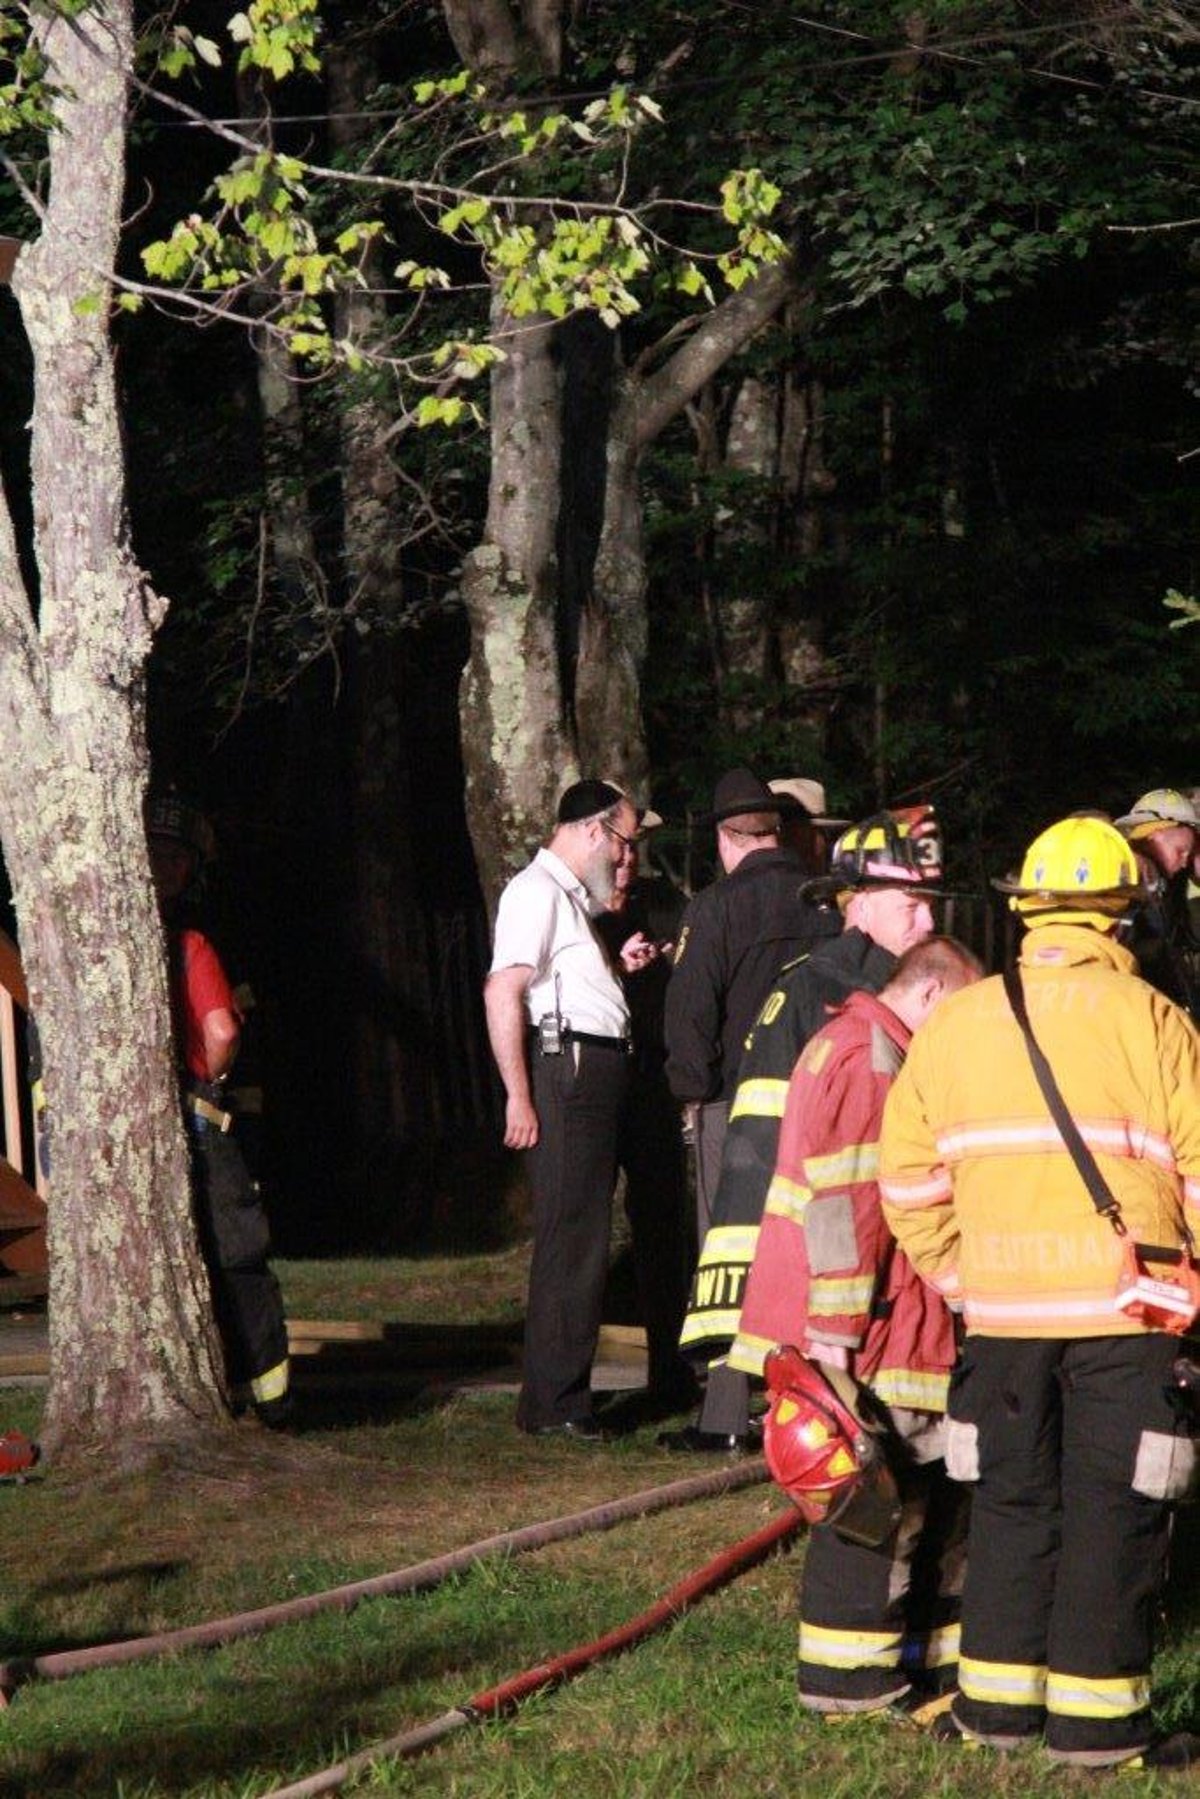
[{"x1": 992, "y1": 815, "x2": 1145, "y2": 930}]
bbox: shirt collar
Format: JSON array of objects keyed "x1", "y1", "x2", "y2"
[{"x1": 535, "y1": 846, "x2": 589, "y2": 903}]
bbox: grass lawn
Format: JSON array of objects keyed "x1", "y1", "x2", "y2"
[{"x1": 0, "y1": 1254, "x2": 1196, "y2": 1797}]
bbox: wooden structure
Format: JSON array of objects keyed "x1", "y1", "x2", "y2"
[{"x1": 0, "y1": 931, "x2": 47, "y2": 1299}]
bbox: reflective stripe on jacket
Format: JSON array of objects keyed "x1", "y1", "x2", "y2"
[
  {"x1": 679, "y1": 929, "x2": 897, "y2": 1357},
  {"x1": 730, "y1": 990, "x2": 956, "y2": 1409},
  {"x1": 880, "y1": 926, "x2": 1200, "y2": 1338}
]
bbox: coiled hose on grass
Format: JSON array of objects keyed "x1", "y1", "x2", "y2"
[
  {"x1": 263, "y1": 1502, "x2": 802, "y2": 1799},
  {"x1": 0, "y1": 1458, "x2": 769, "y2": 1703}
]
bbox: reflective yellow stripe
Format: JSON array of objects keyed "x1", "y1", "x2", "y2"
[
  {"x1": 696, "y1": 1224, "x2": 759, "y2": 1263},
  {"x1": 680, "y1": 1308, "x2": 742, "y2": 1346},
  {"x1": 763, "y1": 1173, "x2": 811, "y2": 1222},
  {"x1": 959, "y1": 1656, "x2": 1046, "y2": 1707},
  {"x1": 804, "y1": 1143, "x2": 879, "y2": 1189},
  {"x1": 798, "y1": 1620, "x2": 903, "y2": 1669},
  {"x1": 727, "y1": 1331, "x2": 773, "y2": 1376},
  {"x1": 923, "y1": 1622, "x2": 961, "y2": 1670},
  {"x1": 903, "y1": 1620, "x2": 961, "y2": 1671},
  {"x1": 1046, "y1": 1671, "x2": 1150, "y2": 1720},
  {"x1": 250, "y1": 1359, "x2": 289, "y2": 1404},
  {"x1": 809, "y1": 1274, "x2": 876, "y2": 1315},
  {"x1": 870, "y1": 1368, "x2": 950, "y2": 1412},
  {"x1": 730, "y1": 1078, "x2": 789, "y2": 1121}
]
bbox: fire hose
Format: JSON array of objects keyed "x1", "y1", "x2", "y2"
[
  {"x1": 0, "y1": 1458, "x2": 769, "y2": 1703},
  {"x1": 263, "y1": 1503, "x2": 802, "y2": 1799}
]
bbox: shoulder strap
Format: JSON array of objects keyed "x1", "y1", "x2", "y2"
[{"x1": 1001, "y1": 964, "x2": 1126, "y2": 1237}]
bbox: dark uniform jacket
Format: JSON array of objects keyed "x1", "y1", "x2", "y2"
[
  {"x1": 663, "y1": 848, "x2": 837, "y2": 1104},
  {"x1": 680, "y1": 926, "x2": 897, "y2": 1357},
  {"x1": 1129, "y1": 874, "x2": 1200, "y2": 1024}
]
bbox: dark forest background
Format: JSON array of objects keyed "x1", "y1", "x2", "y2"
[{"x1": 1, "y1": 1, "x2": 1196, "y2": 1255}]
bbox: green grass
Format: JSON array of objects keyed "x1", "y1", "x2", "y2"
[
  {"x1": 1, "y1": 1255, "x2": 1197, "y2": 1798},
  {"x1": 275, "y1": 1251, "x2": 531, "y2": 1327}
]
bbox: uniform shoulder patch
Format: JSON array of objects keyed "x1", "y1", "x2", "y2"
[{"x1": 800, "y1": 1036, "x2": 833, "y2": 1076}]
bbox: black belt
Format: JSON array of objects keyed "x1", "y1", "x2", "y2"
[
  {"x1": 568, "y1": 1030, "x2": 632, "y2": 1053},
  {"x1": 530, "y1": 1028, "x2": 632, "y2": 1055}
]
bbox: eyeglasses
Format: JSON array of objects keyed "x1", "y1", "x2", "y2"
[{"x1": 601, "y1": 820, "x2": 641, "y2": 853}]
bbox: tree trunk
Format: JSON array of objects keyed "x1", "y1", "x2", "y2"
[
  {"x1": 460, "y1": 299, "x2": 576, "y2": 911},
  {"x1": 0, "y1": 3, "x2": 226, "y2": 1463},
  {"x1": 576, "y1": 372, "x2": 649, "y2": 790},
  {"x1": 716, "y1": 373, "x2": 775, "y2": 724}
]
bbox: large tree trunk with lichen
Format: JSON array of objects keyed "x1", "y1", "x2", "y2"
[
  {"x1": 460, "y1": 302, "x2": 576, "y2": 911},
  {"x1": 0, "y1": 3, "x2": 225, "y2": 1463}
]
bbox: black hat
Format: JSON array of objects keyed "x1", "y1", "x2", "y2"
[
  {"x1": 556, "y1": 779, "x2": 625, "y2": 825},
  {"x1": 709, "y1": 767, "x2": 783, "y2": 826}
]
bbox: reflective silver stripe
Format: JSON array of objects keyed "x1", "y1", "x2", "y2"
[{"x1": 1045, "y1": 1671, "x2": 1150, "y2": 1720}]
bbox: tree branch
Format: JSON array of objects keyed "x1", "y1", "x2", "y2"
[{"x1": 633, "y1": 260, "x2": 802, "y2": 452}]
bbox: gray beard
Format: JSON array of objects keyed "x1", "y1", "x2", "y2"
[{"x1": 581, "y1": 845, "x2": 615, "y2": 906}]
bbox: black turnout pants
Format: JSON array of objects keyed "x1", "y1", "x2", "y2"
[
  {"x1": 618, "y1": 1066, "x2": 693, "y2": 1395},
  {"x1": 949, "y1": 1333, "x2": 1194, "y2": 1762},
  {"x1": 517, "y1": 1042, "x2": 629, "y2": 1432},
  {"x1": 191, "y1": 1122, "x2": 289, "y2": 1399},
  {"x1": 796, "y1": 1447, "x2": 967, "y2": 1710}
]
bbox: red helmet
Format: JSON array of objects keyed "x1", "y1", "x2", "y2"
[
  {"x1": 763, "y1": 1346, "x2": 900, "y2": 1547},
  {"x1": 0, "y1": 1430, "x2": 38, "y2": 1480}
]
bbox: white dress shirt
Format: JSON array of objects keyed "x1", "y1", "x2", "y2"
[{"x1": 490, "y1": 848, "x2": 629, "y2": 1038}]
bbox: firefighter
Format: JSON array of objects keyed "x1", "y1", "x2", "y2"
[
  {"x1": 665, "y1": 810, "x2": 943, "y2": 1452},
  {"x1": 880, "y1": 814, "x2": 1200, "y2": 1771},
  {"x1": 736, "y1": 937, "x2": 982, "y2": 1716},
  {"x1": 146, "y1": 794, "x2": 292, "y2": 1427},
  {"x1": 1115, "y1": 787, "x2": 1199, "y2": 1020}
]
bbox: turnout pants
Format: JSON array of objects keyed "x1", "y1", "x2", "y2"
[
  {"x1": 797, "y1": 1418, "x2": 967, "y2": 1711},
  {"x1": 191, "y1": 1121, "x2": 290, "y2": 1407},
  {"x1": 517, "y1": 1043, "x2": 629, "y2": 1432},
  {"x1": 947, "y1": 1334, "x2": 1197, "y2": 1763},
  {"x1": 618, "y1": 1067, "x2": 694, "y2": 1398}
]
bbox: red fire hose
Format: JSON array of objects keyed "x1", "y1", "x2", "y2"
[
  {"x1": 263, "y1": 1503, "x2": 802, "y2": 1799},
  {"x1": 0, "y1": 1459, "x2": 768, "y2": 1703}
]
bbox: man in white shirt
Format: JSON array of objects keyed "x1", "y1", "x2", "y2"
[{"x1": 486, "y1": 779, "x2": 648, "y2": 1438}]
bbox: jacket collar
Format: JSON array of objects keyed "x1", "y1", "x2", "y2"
[
  {"x1": 837, "y1": 985, "x2": 912, "y2": 1052},
  {"x1": 1019, "y1": 923, "x2": 1138, "y2": 976}
]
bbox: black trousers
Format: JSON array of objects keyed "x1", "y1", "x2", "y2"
[
  {"x1": 517, "y1": 1043, "x2": 629, "y2": 1432},
  {"x1": 797, "y1": 1450, "x2": 967, "y2": 1710},
  {"x1": 618, "y1": 1066, "x2": 693, "y2": 1395},
  {"x1": 191, "y1": 1123, "x2": 290, "y2": 1403},
  {"x1": 948, "y1": 1333, "x2": 1195, "y2": 1761}
]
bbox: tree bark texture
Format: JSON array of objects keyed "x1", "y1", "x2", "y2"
[
  {"x1": 716, "y1": 374, "x2": 775, "y2": 719},
  {"x1": 460, "y1": 303, "x2": 576, "y2": 911},
  {"x1": 575, "y1": 369, "x2": 649, "y2": 791},
  {"x1": 0, "y1": 4, "x2": 226, "y2": 1459}
]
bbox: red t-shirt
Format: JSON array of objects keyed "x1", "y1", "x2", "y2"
[{"x1": 176, "y1": 928, "x2": 236, "y2": 1081}]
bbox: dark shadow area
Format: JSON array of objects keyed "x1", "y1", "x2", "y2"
[{"x1": 1166, "y1": 1502, "x2": 1200, "y2": 1632}]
